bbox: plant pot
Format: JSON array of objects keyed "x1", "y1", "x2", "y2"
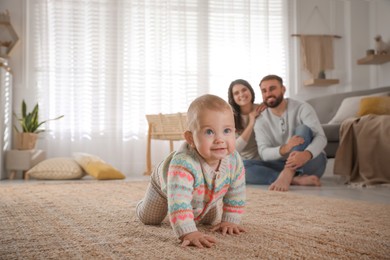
[
  {"x1": 318, "y1": 71, "x2": 326, "y2": 79},
  {"x1": 13, "y1": 132, "x2": 38, "y2": 150}
]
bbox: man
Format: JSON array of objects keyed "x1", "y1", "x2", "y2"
[{"x1": 245, "y1": 74, "x2": 327, "y2": 191}]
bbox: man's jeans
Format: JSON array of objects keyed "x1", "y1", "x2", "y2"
[{"x1": 245, "y1": 125, "x2": 327, "y2": 185}]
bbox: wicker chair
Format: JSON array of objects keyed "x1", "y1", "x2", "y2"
[{"x1": 144, "y1": 112, "x2": 187, "y2": 175}]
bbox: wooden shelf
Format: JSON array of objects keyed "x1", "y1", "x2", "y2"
[
  {"x1": 357, "y1": 54, "x2": 390, "y2": 65},
  {"x1": 304, "y1": 78, "x2": 339, "y2": 86}
]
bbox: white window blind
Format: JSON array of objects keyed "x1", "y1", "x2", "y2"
[{"x1": 27, "y1": 0, "x2": 287, "y2": 176}]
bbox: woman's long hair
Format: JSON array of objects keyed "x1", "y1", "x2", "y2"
[{"x1": 228, "y1": 79, "x2": 255, "y2": 132}]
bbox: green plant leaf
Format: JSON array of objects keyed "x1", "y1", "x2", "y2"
[
  {"x1": 21, "y1": 100, "x2": 27, "y2": 118},
  {"x1": 13, "y1": 100, "x2": 64, "y2": 133}
]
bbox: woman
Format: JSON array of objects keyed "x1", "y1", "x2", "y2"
[{"x1": 228, "y1": 79, "x2": 266, "y2": 162}]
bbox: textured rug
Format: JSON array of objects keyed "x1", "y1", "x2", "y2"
[{"x1": 0, "y1": 181, "x2": 389, "y2": 259}]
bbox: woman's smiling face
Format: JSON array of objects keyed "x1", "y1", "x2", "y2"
[{"x1": 232, "y1": 84, "x2": 253, "y2": 108}]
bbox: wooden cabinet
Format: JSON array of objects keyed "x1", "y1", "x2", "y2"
[{"x1": 0, "y1": 58, "x2": 12, "y2": 180}]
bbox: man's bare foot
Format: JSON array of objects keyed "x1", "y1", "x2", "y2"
[
  {"x1": 292, "y1": 175, "x2": 321, "y2": 186},
  {"x1": 269, "y1": 168, "x2": 295, "y2": 192}
]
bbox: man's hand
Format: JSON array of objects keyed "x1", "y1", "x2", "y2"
[
  {"x1": 210, "y1": 222, "x2": 246, "y2": 235},
  {"x1": 280, "y1": 135, "x2": 304, "y2": 156},
  {"x1": 180, "y1": 231, "x2": 216, "y2": 248},
  {"x1": 285, "y1": 150, "x2": 312, "y2": 169}
]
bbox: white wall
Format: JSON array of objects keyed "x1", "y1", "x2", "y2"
[
  {"x1": 369, "y1": 0, "x2": 390, "y2": 87},
  {"x1": 1, "y1": 0, "x2": 390, "y2": 106},
  {"x1": 0, "y1": 0, "x2": 27, "y2": 112},
  {"x1": 288, "y1": 0, "x2": 390, "y2": 100}
]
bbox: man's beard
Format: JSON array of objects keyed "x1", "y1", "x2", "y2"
[{"x1": 264, "y1": 94, "x2": 284, "y2": 108}]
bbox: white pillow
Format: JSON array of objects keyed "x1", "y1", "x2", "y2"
[
  {"x1": 26, "y1": 157, "x2": 84, "y2": 180},
  {"x1": 328, "y1": 92, "x2": 389, "y2": 124}
]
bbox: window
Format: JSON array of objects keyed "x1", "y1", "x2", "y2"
[{"x1": 27, "y1": 0, "x2": 288, "y2": 176}]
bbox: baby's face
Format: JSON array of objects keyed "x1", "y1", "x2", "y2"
[{"x1": 191, "y1": 108, "x2": 236, "y2": 169}]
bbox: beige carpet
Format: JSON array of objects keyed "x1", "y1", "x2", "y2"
[{"x1": 0, "y1": 181, "x2": 389, "y2": 259}]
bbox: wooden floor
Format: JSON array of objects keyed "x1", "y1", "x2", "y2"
[
  {"x1": 251, "y1": 176, "x2": 390, "y2": 205},
  {"x1": 252, "y1": 159, "x2": 390, "y2": 205}
]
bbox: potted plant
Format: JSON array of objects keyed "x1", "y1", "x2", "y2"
[{"x1": 13, "y1": 100, "x2": 64, "y2": 150}]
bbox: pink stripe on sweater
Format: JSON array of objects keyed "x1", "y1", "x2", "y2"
[{"x1": 167, "y1": 170, "x2": 194, "y2": 182}]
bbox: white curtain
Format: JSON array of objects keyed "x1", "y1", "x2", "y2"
[{"x1": 26, "y1": 0, "x2": 288, "y2": 177}]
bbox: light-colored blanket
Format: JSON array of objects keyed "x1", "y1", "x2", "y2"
[{"x1": 334, "y1": 114, "x2": 390, "y2": 184}]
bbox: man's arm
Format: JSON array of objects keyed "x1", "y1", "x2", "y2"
[
  {"x1": 279, "y1": 135, "x2": 305, "y2": 156},
  {"x1": 299, "y1": 103, "x2": 327, "y2": 158},
  {"x1": 254, "y1": 117, "x2": 285, "y2": 161}
]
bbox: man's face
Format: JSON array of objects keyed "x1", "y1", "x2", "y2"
[{"x1": 260, "y1": 79, "x2": 285, "y2": 108}]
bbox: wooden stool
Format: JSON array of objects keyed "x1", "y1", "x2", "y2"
[{"x1": 144, "y1": 113, "x2": 187, "y2": 175}]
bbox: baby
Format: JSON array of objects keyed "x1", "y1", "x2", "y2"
[{"x1": 136, "y1": 94, "x2": 246, "y2": 248}]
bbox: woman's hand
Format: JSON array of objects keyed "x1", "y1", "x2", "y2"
[
  {"x1": 180, "y1": 231, "x2": 216, "y2": 248},
  {"x1": 251, "y1": 103, "x2": 266, "y2": 118},
  {"x1": 257, "y1": 102, "x2": 267, "y2": 113},
  {"x1": 210, "y1": 221, "x2": 246, "y2": 235},
  {"x1": 249, "y1": 103, "x2": 267, "y2": 123}
]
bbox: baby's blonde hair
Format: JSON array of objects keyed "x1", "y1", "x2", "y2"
[{"x1": 187, "y1": 94, "x2": 233, "y2": 131}]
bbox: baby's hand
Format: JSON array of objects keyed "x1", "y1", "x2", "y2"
[
  {"x1": 210, "y1": 221, "x2": 246, "y2": 235},
  {"x1": 180, "y1": 231, "x2": 216, "y2": 248}
]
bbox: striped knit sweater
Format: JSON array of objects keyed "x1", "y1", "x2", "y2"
[{"x1": 151, "y1": 142, "x2": 246, "y2": 237}]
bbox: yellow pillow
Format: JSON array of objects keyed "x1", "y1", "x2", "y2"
[
  {"x1": 73, "y1": 152, "x2": 125, "y2": 180},
  {"x1": 358, "y1": 96, "x2": 390, "y2": 116},
  {"x1": 84, "y1": 161, "x2": 125, "y2": 180}
]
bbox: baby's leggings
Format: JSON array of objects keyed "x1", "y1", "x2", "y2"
[{"x1": 136, "y1": 179, "x2": 220, "y2": 225}]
